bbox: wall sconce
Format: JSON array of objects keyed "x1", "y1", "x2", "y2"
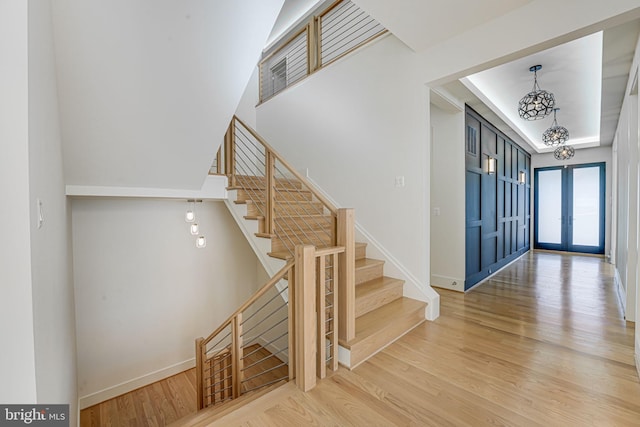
[
  {"x1": 518, "y1": 171, "x2": 526, "y2": 185},
  {"x1": 196, "y1": 235, "x2": 207, "y2": 248},
  {"x1": 487, "y1": 156, "x2": 496, "y2": 175}
]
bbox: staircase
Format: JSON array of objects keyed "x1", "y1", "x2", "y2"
[
  {"x1": 224, "y1": 116, "x2": 427, "y2": 370},
  {"x1": 347, "y1": 243, "x2": 426, "y2": 368}
]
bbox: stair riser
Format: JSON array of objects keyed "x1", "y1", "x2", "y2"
[
  {"x1": 245, "y1": 202, "x2": 325, "y2": 217},
  {"x1": 355, "y1": 244, "x2": 366, "y2": 261},
  {"x1": 251, "y1": 219, "x2": 332, "y2": 235},
  {"x1": 349, "y1": 308, "x2": 425, "y2": 369},
  {"x1": 355, "y1": 284, "x2": 403, "y2": 318},
  {"x1": 236, "y1": 189, "x2": 313, "y2": 203},
  {"x1": 275, "y1": 216, "x2": 334, "y2": 231},
  {"x1": 355, "y1": 263, "x2": 384, "y2": 285},
  {"x1": 234, "y1": 176, "x2": 302, "y2": 190}
]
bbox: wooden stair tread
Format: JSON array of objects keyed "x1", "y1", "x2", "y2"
[
  {"x1": 356, "y1": 275, "x2": 403, "y2": 291},
  {"x1": 342, "y1": 297, "x2": 426, "y2": 348},
  {"x1": 267, "y1": 251, "x2": 292, "y2": 260},
  {"x1": 355, "y1": 258, "x2": 384, "y2": 270},
  {"x1": 170, "y1": 380, "x2": 286, "y2": 427}
]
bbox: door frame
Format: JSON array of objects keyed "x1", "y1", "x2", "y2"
[{"x1": 533, "y1": 162, "x2": 605, "y2": 254}]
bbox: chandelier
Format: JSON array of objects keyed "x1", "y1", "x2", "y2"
[
  {"x1": 518, "y1": 65, "x2": 555, "y2": 120},
  {"x1": 542, "y1": 108, "x2": 570, "y2": 146},
  {"x1": 554, "y1": 144, "x2": 575, "y2": 161}
]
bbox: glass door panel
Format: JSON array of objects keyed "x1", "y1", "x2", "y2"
[
  {"x1": 571, "y1": 166, "x2": 601, "y2": 247},
  {"x1": 537, "y1": 169, "x2": 563, "y2": 245},
  {"x1": 534, "y1": 163, "x2": 604, "y2": 254}
]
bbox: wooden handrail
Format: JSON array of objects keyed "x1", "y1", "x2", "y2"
[
  {"x1": 232, "y1": 116, "x2": 339, "y2": 215},
  {"x1": 202, "y1": 260, "x2": 294, "y2": 346}
]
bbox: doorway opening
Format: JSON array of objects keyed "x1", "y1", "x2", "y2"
[{"x1": 534, "y1": 162, "x2": 605, "y2": 254}]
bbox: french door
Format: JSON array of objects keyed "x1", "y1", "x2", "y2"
[{"x1": 534, "y1": 163, "x2": 605, "y2": 254}]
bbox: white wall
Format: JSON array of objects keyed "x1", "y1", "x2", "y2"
[
  {"x1": 52, "y1": 0, "x2": 284, "y2": 191},
  {"x1": 531, "y1": 146, "x2": 614, "y2": 258},
  {"x1": 609, "y1": 32, "x2": 640, "y2": 369},
  {"x1": 429, "y1": 101, "x2": 465, "y2": 291},
  {"x1": 235, "y1": 67, "x2": 260, "y2": 129},
  {"x1": 610, "y1": 42, "x2": 640, "y2": 324},
  {"x1": 0, "y1": 0, "x2": 38, "y2": 403},
  {"x1": 28, "y1": 0, "x2": 78, "y2": 421},
  {"x1": 257, "y1": 35, "x2": 431, "y2": 290},
  {"x1": 71, "y1": 199, "x2": 260, "y2": 407}
]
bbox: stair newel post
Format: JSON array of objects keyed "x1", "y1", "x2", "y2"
[
  {"x1": 294, "y1": 245, "x2": 317, "y2": 392},
  {"x1": 231, "y1": 313, "x2": 243, "y2": 399},
  {"x1": 195, "y1": 337, "x2": 205, "y2": 410},
  {"x1": 225, "y1": 117, "x2": 237, "y2": 187},
  {"x1": 265, "y1": 150, "x2": 276, "y2": 235},
  {"x1": 337, "y1": 208, "x2": 355, "y2": 342},
  {"x1": 215, "y1": 145, "x2": 222, "y2": 175}
]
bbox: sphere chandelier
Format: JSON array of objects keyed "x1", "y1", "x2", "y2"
[
  {"x1": 553, "y1": 144, "x2": 575, "y2": 161},
  {"x1": 542, "y1": 108, "x2": 570, "y2": 146},
  {"x1": 518, "y1": 65, "x2": 555, "y2": 121}
]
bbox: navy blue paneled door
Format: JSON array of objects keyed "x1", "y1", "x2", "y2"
[
  {"x1": 465, "y1": 106, "x2": 531, "y2": 290},
  {"x1": 534, "y1": 163, "x2": 605, "y2": 254}
]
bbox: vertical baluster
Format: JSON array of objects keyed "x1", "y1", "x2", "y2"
[
  {"x1": 231, "y1": 314, "x2": 243, "y2": 398},
  {"x1": 195, "y1": 337, "x2": 205, "y2": 410},
  {"x1": 224, "y1": 351, "x2": 232, "y2": 401},
  {"x1": 307, "y1": 17, "x2": 319, "y2": 73},
  {"x1": 225, "y1": 117, "x2": 236, "y2": 187},
  {"x1": 215, "y1": 145, "x2": 222, "y2": 174},
  {"x1": 265, "y1": 151, "x2": 276, "y2": 235}
]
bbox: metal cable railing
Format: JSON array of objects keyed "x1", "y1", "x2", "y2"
[
  {"x1": 319, "y1": 0, "x2": 385, "y2": 67},
  {"x1": 195, "y1": 245, "x2": 344, "y2": 410},
  {"x1": 260, "y1": 29, "x2": 308, "y2": 101},
  {"x1": 196, "y1": 261, "x2": 294, "y2": 410},
  {"x1": 228, "y1": 117, "x2": 338, "y2": 258},
  {"x1": 258, "y1": 0, "x2": 387, "y2": 103}
]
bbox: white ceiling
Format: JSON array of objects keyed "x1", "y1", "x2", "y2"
[
  {"x1": 351, "y1": 0, "x2": 640, "y2": 154},
  {"x1": 462, "y1": 32, "x2": 604, "y2": 153},
  {"x1": 350, "y1": 0, "x2": 533, "y2": 53}
]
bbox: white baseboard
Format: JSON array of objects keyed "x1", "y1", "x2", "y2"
[
  {"x1": 78, "y1": 358, "x2": 195, "y2": 409},
  {"x1": 338, "y1": 345, "x2": 351, "y2": 369},
  {"x1": 636, "y1": 343, "x2": 640, "y2": 382},
  {"x1": 614, "y1": 268, "x2": 626, "y2": 317},
  {"x1": 431, "y1": 274, "x2": 465, "y2": 292}
]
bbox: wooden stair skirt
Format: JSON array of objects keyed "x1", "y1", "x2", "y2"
[
  {"x1": 231, "y1": 175, "x2": 426, "y2": 370},
  {"x1": 339, "y1": 242, "x2": 426, "y2": 369}
]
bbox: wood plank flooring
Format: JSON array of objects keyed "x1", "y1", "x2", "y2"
[{"x1": 82, "y1": 251, "x2": 640, "y2": 426}]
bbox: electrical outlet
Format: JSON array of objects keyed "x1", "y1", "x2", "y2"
[
  {"x1": 395, "y1": 176, "x2": 405, "y2": 187},
  {"x1": 433, "y1": 207, "x2": 441, "y2": 216}
]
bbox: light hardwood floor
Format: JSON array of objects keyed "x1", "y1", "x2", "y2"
[{"x1": 82, "y1": 251, "x2": 640, "y2": 426}]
